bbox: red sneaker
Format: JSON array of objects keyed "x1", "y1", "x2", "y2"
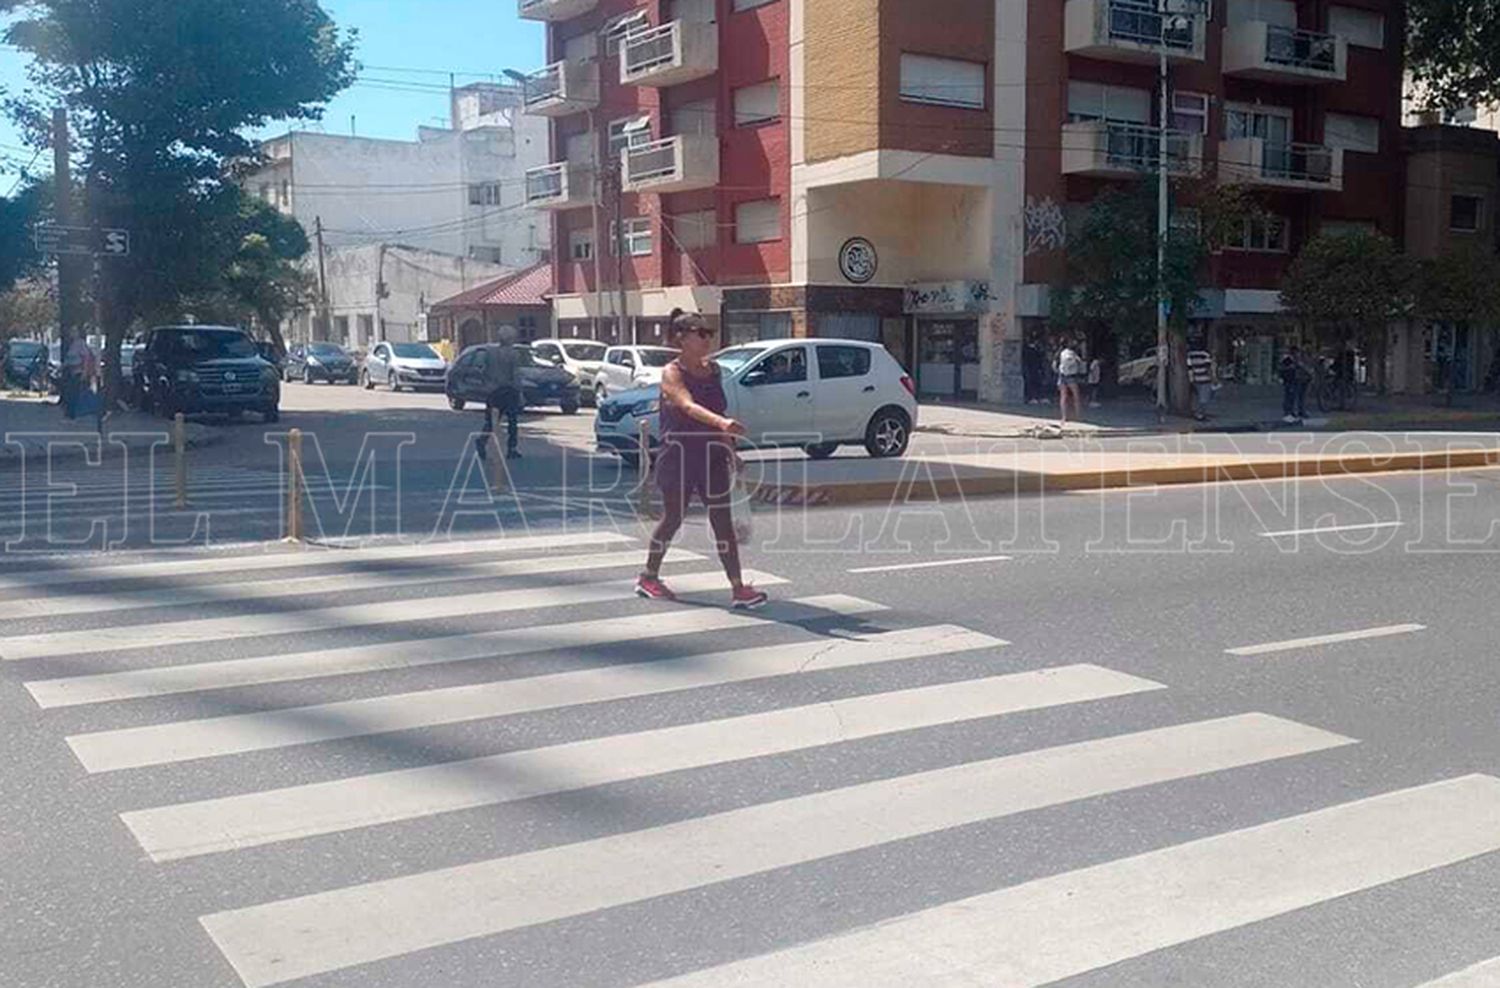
[
  {"x1": 731, "y1": 585, "x2": 769, "y2": 610},
  {"x1": 635, "y1": 575, "x2": 677, "y2": 602}
]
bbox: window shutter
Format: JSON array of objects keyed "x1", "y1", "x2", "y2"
[
  {"x1": 734, "y1": 200, "x2": 781, "y2": 244},
  {"x1": 898, "y1": 54, "x2": 985, "y2": 109},
  {"x1": 733, "y1": 80, "x2": 781, "y2": 126},
  {"x1": 1324, "y1": 113, "x2": 1379, "y2": 153},
  {"x1": 1328, "y1": 5, "x2": 1384, "y2": 48}
]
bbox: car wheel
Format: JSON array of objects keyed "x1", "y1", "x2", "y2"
[
  {"x1": 303, "y1": 366, "x2": 315, "y2": 385},
  {"x1": 262, "y1": 405, "x2": 280, "y2": 423},
  {"x1": 805, "y1": 442, "x2": 839, "y2": 460},
  {"x1": 864, "y1": 408, "x2": 911, "y2": 458},
  {"x1": 360, "y1": 369, "x2": 373, "y2": 390},
  {"x1": 448, "y1": 395, "x2": 465, "y2": 411},
  {"x1": 560, "y1": 398, "x2": 579, "y2": 415}
]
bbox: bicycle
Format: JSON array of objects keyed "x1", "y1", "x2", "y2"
[{"x1": 1315, "y1": 360, "x2": 1357, "y2": 413}]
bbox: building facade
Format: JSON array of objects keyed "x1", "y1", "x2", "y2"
[
  {"x1": 428, "y1": 264, "x2": 554, "y2": 351},
  {"x1": 523, "y1": 0, "x2": 1403, "y2": 402},
  {"x1": 247, "y1": 84, "x2": 551, "y2": 267}
]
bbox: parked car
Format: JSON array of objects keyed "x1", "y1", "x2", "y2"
[
  {"x1": 445, "y1": 344, "x2": 580, "y2": 414},
  {"x1": 3, "y1": 339, "x2": 49, "y2": 390},
  {"x1": 595, "y1": 339, "x2": 916, "y2": 466},
  {"x1": 361, "y1": 341, "x2": 448, "y2": 391},
  {"x1": 132, "y1": 325, "x2": 280, "y2": 421},
  {"x1": 1117, "y1": 346, "x2": 1212, "y2": 388},
  {"x1": 285, "y1": 341, "x2": 358, "y2": 384},
  {"x1": 530, "y1": 338, "x2": 607, "y2": 404},
  {"x1": 595, "y1": 345, "x2": 678, "y2": 402}
]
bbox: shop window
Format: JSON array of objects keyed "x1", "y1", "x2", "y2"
[{"x1": 1451, "y1": 195, "x2": 1483, "y2": 233}]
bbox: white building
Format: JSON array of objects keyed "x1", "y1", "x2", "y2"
[{"x1": 246, "y1": 84, "x2": 551, "y2": 267}]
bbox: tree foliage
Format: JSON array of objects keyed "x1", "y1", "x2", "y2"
[
  {"x1": 0, "y1": 183, "x2": 46, "y2": 293},
  {"x1": 1413, "y1": 245, "x2": 1500, "y2": 328},
  {"x1": 1407, "y1": 0, "x2": 1500, "y2": 114},
  {"x1": 1279, "y1": 231, "x2": 1413, "y2": 338},
  {"x1": 0, "y1": 279, "x2": 58, "y2": 339}
]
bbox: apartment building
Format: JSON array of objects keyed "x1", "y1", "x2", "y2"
[
  {"x1": 522, "y1": 0, "x2": 1403, "y2": 403},
  {"x1": 246, "y1": 84, "x2": 551, "y2": 268}
]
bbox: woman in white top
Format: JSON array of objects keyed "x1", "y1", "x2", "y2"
[{"x1": 1055, "y1": 342, "x2": 1085, "y2": 426}]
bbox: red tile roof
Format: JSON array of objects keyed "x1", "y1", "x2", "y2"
[{"x1": 430, "y1": 263, "x2": 552, "y2": 310}]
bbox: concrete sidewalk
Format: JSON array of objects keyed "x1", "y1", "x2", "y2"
[
  {"x1": 1, "y1": 395, "x2": 222, "y2": 465},
  {"x1": 741, "y1": 438, "x2": 1500, "y2": 506}
]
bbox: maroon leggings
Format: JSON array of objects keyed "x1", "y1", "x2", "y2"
[{"x1": 644, "y1": 441, "x2": 742, "y2": 585}]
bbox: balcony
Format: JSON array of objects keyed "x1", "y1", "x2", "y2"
[
  {"x1": 524, "y1": 161, "x2": 595, "y2": 210},
  {"x1": 1061, "y1": 120, "x2": 1204, "y2": 179},
  {"x1": 620, "y1": 20, "x2": 718, "y2": 88},
  {"x1": 621, "y1": 134, "x2": 720, "y2": 194},
  {"x1": 1218, "y1": 138, "x2": 1343, "y2": 191},
  {"x1": 1223, "y1": 22, "x2": 1346, "y2": 83},
  {"x1": 1064, "y1": 0, "x2": 1205, "y2": 64},
  {"x1": 521, "y1": 60, "x2": 599, "y2": 118},
  {"x1": 517, "y1": 0, "x2": 598, "y2": 21}
]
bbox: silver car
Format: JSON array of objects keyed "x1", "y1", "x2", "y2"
[{"x1": 361, "y1": 341, "x2": 449, "y2": 391}]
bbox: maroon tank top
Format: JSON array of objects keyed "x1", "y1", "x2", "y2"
[{"x1": 659, "y1": 359, "x2": 727, "y2": 441}]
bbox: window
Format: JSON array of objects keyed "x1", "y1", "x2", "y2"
[
  {"x1": 1324, "y1": 113, "x2": 1380, "y2": 153},
  {"x1": 469, "y1": 183, "x2": 503, "y2": 207},
  {"x1": 1067, "y1": 81, "x2": 1151, "y2": 124},
  {"x1": 733, "y1": 80, "x2": 781, "y2": 127},
  {"x1": 569, "y1": 229, "x2": 594, "y2": 260},
  {"x1": 279, "y1": 180, "x2": 290, "y2": 206},
  {"x1": 468, "y1": 246, "x2": 503, "y2": 264},
  {"x1": 733, "y1": 0, "x2": 777, "y2": 10},
  {"x1": 1328, "y1": 5, "x2": 1384, "y2": 48},
  {"x1": 750, "y1": 346, "x2": 807, "y2": 384},
  {"x1": 1227, "y1": 214, "x2": 1290, "y2": 252},
  {"x1": 1172, "y1": 92, "x2": 1210, "y2": 134},
  {"x1": 1451, "y1": 195, "x2": 1484, "y2": 233},
  {"x1": 1321, "y1": 219, "x2": 1377, "y2": 238},
  {"x1": 1227, "y1": 0, "x2": 1296, "y2": 28},
  {"x1": 899, "y1": 54, "x2": 986, "y2": 110},
  {"x1": 726, "y1": 313, "x2": 792, "y2": 344},
  {"x1": 258, "y1": 183, "x2": 271, "y2": 202},
  {"x1": 562, "y1": 32, "x2": 597, "y2": 62},
  {"x1": 610, "y1": 217, "x2": 653, "y2": 256},
  {"x1": 734, "y1": 199, "x2": 781, "y2": 244},
  {"x1": 607, "y1": 116, "x2": 653, "y2": 159},
  {"x1": 603, "y1": 10, "x2": 650, "y2": 54},
  {"x1": 667, "y1": 209, "x2": 717, "y2": 251},
  {"x1": 817, "y1": 345, "x2": 872, "y2": 380},
  {"x1": 1225, "y1": 104, "x2": 1292, "y2": 143},
  {"x1": 670, "y1": 99, "x2": 717, "y2": 137}
]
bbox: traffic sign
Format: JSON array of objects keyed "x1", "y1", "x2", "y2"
[{"x1": 33, "y1": 224, "x2": 130, "y2": 257}]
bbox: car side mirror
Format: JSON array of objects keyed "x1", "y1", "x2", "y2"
[{"x1": 742, "y1": 370, "x2": 768, "y2": 387}]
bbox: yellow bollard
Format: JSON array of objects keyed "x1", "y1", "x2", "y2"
[
  {"x1": 286, "y1": 428, "x2": 304, "y2": 542},
  {"x1": 173, "y1": 412, "x2": 187, "y2": 510}
]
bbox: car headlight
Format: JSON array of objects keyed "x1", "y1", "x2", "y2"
[
  {"x1": 629, "y1": 398, "x2": 660, "y2": 416},
  {"x1": 175, "y1": 369, "x2": 198, "y2": 383}
]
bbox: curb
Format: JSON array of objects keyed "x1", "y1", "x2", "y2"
[
  {"x1": 742, "y1": 448, "x2": 1500, "y2": 508},
  {"x1": 1, "y1": 420, "x2": 225, "y2": 464}
]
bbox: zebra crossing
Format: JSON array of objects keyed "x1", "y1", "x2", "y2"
[{"x1": 6, "y1": 530, "x2": 1500, "y2": 987}]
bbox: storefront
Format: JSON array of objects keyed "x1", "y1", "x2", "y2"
[{"x1": 905, "y1": 281, "x2": 991, "y2": 401}]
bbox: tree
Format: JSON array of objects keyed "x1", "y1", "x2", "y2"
[
  {"x1": 2, "y1": 0, "x2": 355, "y2": 399},
  {"x1": 190, "y1": 195, "x2": 315, "y2": 355},
  {"x1": 1280, "y1": 231, "x2": 1413, "y2": 393},
  {"x1": 1407, "y1": 0, "x2": 1500, "y2": 115},
  {"x1": 1050, "y1": 181, "x2": 1253, "y2": 414},
  {"x1": 0, "y1": 183, "x2": 45, "y2": 294},
  {"x1": 1413, "y1": 246, "x2": 1500, "y2": 400}
]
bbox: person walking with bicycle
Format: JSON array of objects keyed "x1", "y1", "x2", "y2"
[{"x1": 636, "y1": 308, "x2": 767, "y2": 611}]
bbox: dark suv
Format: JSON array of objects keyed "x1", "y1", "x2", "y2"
[
  {"x1": 285, "y1": 342, "x2": 358, "y2": 384},
  {"x1": 133, "y1": 325, "x2": 280, "y2": 421}
]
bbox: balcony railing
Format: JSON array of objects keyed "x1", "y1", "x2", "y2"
[
  {"x1": 520, "y1": 60, "x2": 599, "y2": 117},
  {"x1": 620, "y1": 20, "x2": 718, "y2": 87},
  {"x1": 1223, "y1": 20, "x2": 1347, "y2": 83},
  {"x1": 1064, "y1": 0, "x2": 1206, "y2": 64},
  {"x1": 621, "y1": 134, "x2": 719, "y2": 193},
  {"x1": 1062, "y1": 120, "x2": 1203, "y2": 177},
  {"x1": 517, "y1": 0, "x2": 599, "y2": 22},
  {"x1": 524, "y1": 161, "x2": 594, "y2": 210},
  {"x1": 1219, "y1": 137, "x2": 1343, "y2": 191}
]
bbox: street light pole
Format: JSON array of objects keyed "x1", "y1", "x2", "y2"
[{"x1": 1155, "y1": 0, "x2": 1171, "y2": 422}]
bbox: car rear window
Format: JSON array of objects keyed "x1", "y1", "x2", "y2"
[
  {"x1": 562, "y1": 342, "x2": 606, "y2": 361},
  {"x1": 817, "y1": 345, "x2": 872, "y2": 380}
]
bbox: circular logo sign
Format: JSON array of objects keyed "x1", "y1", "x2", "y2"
[{"x1": 838, "y1": 237, "x2": 878, "y2": 284}]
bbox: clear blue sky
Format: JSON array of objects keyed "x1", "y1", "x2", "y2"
[{"x1": 0, "y1": 1, "x2": 546, "y2": 184}]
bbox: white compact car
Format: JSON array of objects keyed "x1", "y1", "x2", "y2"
[
  {"x1": 595, "y1": 339, "x2": 917, "y2": 465},
  {"x1": 595, "y1": 345, "x2": 679, "y2": 401},
  {"x1": 361, "y1": 341, "x2": 449, "y2": 392},
  {"x1": 530, "y1": 338, "x2": 608, "y2": 404}
]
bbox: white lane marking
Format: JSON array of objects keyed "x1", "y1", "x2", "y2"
[
  {"x1": 197, "y1": 714, "x2": 1351, "y2": 988},
  {"x1": 647, "y1": 774, "x2": 1500, "y2": 988},
  {"x1": 60, "y1": 596, "x2": 888, "y2": 769},
  {"x1": 0, "y1": 531, "x2": 634, "y2": 591},
  {"x1": 847, "y1": 555, "x2": 1012, "y2": 575},
  {"x1": 30, "y1": 592, "x2": 884, "y2": 711},
  {"x1": 130, "y1": 657, "x2": 1135, "y2": 862},
  {"x1": 1418, "y1": 956, "x2": 1500, "y2": 987},
  {"x1": 1259, "y1": 521, "x2": 1404, "y2": 539},
  {"x1": 1226, "y1": 623, "x2": 1426, "y2": 656},
  {"x1": 0, "y1": 549, "x2": 693, "y2": 621},
  {"x1": 0, "y1": 567, "x2": 786, "y2": 662}
]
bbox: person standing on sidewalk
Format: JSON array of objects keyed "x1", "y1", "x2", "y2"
[
  {"x1": 1055, "y1": 340, "x2": 1085, "y2": 425},
  {"x1": 1187, "y1": 348, "x2": 1215, "y2": 421},
  {"x1": 1279, "y1": 345, "x2": 1307, "y2": 423},
  {"x1": 636, "y1": 308, "x2": 768, "y2": 611},
  {"x1": 1087, "y1": 354, "x2": 1103, "y2": 408},
  {"x1": 481, "y1": 325, "x2": 522, "y2": 460},
  {"x1": 60, "y1": 332, "x2": 93, "y2": 420}
]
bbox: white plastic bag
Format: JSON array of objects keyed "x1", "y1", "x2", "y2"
[{"x1": 730, "y1": 459, "x2": 755, "y2": 544}]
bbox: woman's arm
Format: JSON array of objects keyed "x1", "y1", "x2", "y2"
[{"x1": 660, "y1": 363, "x2": 742, "y2": 434}]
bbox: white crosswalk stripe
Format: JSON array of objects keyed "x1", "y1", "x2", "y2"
[
  {"x1": 1418, "y1": 956, "x2": 1500, "y2": 987},
  {"x1": 7, "y1": 531, "x2": 1496, "y2": 988}
]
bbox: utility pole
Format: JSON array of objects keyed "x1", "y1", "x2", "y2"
[
  {"x1": 1154, "y1": 0, "x2": 1171, "y2": 423},
  {"x1": 606, "y1": 164, "x2": 631, "y2": 346},
  {"x1": 587, "y1": 110, "x2": 605, "y2": 344},
  {"x1": 52, "y1": 107, "x2": 83, "y2": 344},
  {"x1": 314, "y1": 215, "x2": 329, "y2": 342},
  {"x1": 374, "y1": 243, "x2": 388, "y2": 344}
]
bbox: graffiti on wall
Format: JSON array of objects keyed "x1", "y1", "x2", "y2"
[{"x1": 1024, "y1": 195, "x2": 1067, "y2": 255}]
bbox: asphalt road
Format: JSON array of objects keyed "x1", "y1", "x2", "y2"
[{"x1": 6, "y1": 383, "x2": 1500, "y2": 987}]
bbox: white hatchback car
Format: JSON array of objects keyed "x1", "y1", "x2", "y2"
[
  {"x1": 530, "y1": 338, "x2": 608, "y2": 404},
  {"x1": 595, "y1": 339, "x2": 917, "y2": 464},
  {"x1": 595, "y1": 345, "x2": 679, "y2": 401}
]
